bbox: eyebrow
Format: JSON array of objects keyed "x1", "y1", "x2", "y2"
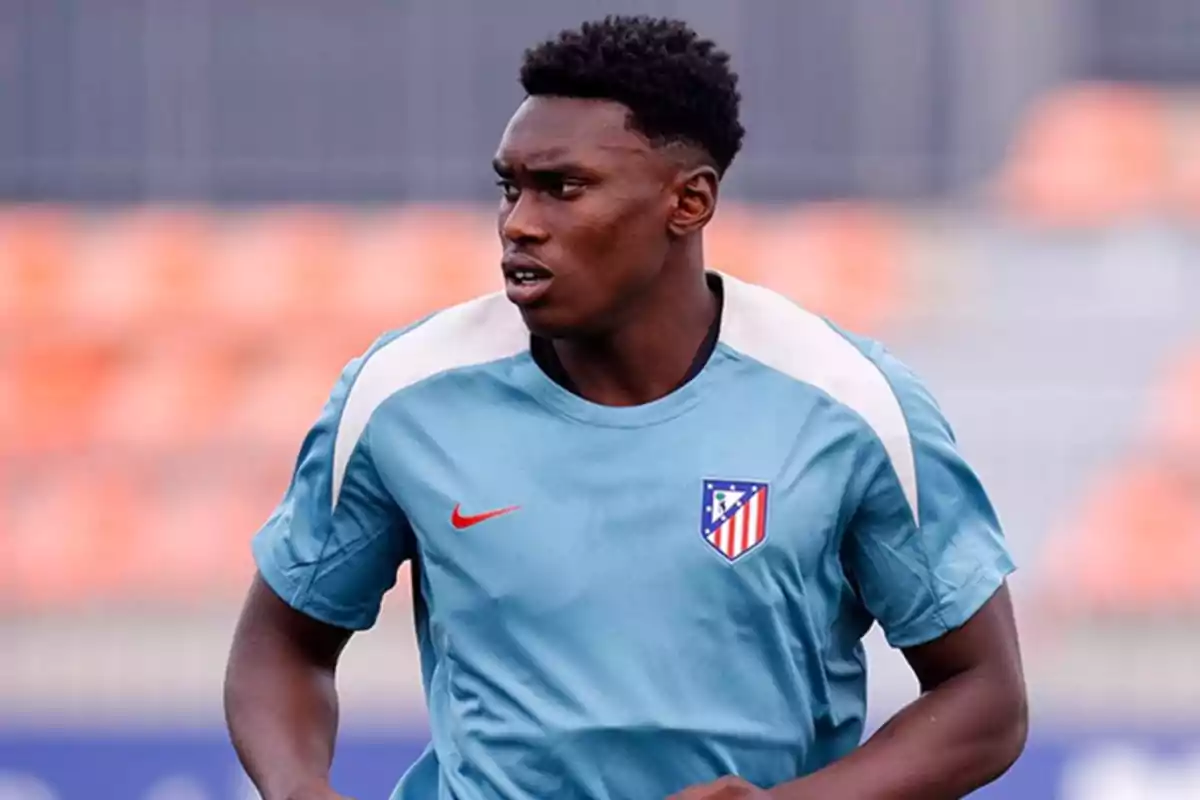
[{"x1": 492, "y1": 158, "x2": 593, "y2": 177}]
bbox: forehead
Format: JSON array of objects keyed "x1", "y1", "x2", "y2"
[{"x1": 495, "y1": 96, "x2": 656, "y2": 169}]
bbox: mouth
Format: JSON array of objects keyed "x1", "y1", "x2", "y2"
[{"x1": 501, "y1": 256, "x2": 555, "y2": 305}]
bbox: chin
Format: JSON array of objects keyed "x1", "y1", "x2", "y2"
[
  {"x1": 518, "y1": 307, "x2": 574, "y2": 339},
  {"x1": 516, "y1": 303, "x2": 596, "y2": 340}
]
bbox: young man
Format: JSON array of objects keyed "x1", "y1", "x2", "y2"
[{"x1": 225, "y1": 15, "x2": 1027, "y2": 800}]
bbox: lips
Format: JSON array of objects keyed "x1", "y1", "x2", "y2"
[{"x1": 501, "y1": 254, "x2": 555, "y2": 306}]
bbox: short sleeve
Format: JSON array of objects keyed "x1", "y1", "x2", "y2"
[
  {"x1": 843, "y1": 353, "x2": 1016, "y2": 649},
  {"x1": 252, "y1": 352, "x2": 412, "y2": 631}
]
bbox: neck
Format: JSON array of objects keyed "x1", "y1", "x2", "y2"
[{"x1": 551, "y1": 242, "x2": 716, "y2": 407}]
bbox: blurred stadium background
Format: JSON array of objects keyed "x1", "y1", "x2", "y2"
[{"x1": 2, "y1": 1, "x2": 1199, "y2": 798}]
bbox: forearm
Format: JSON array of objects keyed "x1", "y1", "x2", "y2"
[
  {"x1": 772, "y1": 666, "x2": 1027, "y2": 800},
  {"x1": 224, "y1": 627, "x2": 342, "y2": 799}
]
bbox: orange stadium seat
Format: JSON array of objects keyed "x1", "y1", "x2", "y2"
[
  {"x1": 1161, "y1": 91, "x2": 1200, "y2": 222},
  {"x1": 221, "y1": 341, "x2": 353, "y2": 453},
  {"x1": 3, "y1": 459, "x2": 278, "y2": 610},
  {"x1": 704, "y1": 205, "x2": 762, "y2": 282},
  {"x1": 335, "y1": 206, "x2": 501, "y2": 339},
  {"x1": 91, "y1": 341, "x2": 241, "y2": 455},
  {"x1": 62, "y1": 209, "x2": 213, "y2": 342},
  {"x1": 0, "y1": 362, "x2": 13, "y2": 451},
  {"x1": 1042, "y1": 461, "x2": 1200, "y2": 616},
  {"x1": 1145, "y1": 343, "x2": 1200, "y2": 457},
  {"x1": 203, "y1": 208, "x2": 349, "y2": 342},
  {"x1": 121, "y1": 469, "x2": 268, "y2": 605},
  {"x1": 997, "y1": 83, "x2": 1172, "y2": 227},
  {"x1": 754, "y1": 203, "x2": 905, "y2": 335},
  {"x1": 6, "y1": 337, "x2": 119, "y2": 456},
  {"x1": 0, "y1": 207, "x2": 73, "y2": 335},
  {"x1": 3, "y1": 468, "x2": 142, "y2": 610},
  {"x1": 1041, "y1": 343, "x2": 1200, "y2": 617}
]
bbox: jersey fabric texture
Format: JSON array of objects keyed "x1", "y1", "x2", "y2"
[{"x1": 252, "y1": 272, "x2": 1016, "y2": 800}]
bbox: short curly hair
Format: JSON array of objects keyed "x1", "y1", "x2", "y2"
[{"x1": 519, "y1": 15, "x2": 745, "y2": 176}]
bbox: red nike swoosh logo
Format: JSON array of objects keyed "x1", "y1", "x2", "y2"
[{"x1": 450, "y1": 503, "x2": 520, "y2": 530}]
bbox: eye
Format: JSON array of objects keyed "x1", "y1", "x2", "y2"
[
  {"x1": 548, "y1": 179, "x2": 586, "y2": 200},
  {"x1": 495, "y1": 179, "x2": 520, "y2": 202}
]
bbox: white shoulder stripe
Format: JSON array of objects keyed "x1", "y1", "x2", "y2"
[
  {"x1": 331, "y1": 293, "x2": 529, "y2": 508},
  {"x1": 719, "y1": 274, "x2": 920, "y2": 522}
]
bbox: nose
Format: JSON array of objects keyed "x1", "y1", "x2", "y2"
[{"x1": 500, "y1": 193, "x2": 549, "y2": 246}]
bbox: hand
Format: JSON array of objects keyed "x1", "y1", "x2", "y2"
[{"x1": 667, "y1": 775, "x2": 772, "y2": 799}]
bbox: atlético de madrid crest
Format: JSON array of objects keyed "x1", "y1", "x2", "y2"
[{"x1": 701, "y1": 479, "x2": 769, "y2": 561}]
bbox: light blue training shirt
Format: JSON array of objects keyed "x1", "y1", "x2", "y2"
[{"x1": 252, "y1": 272, "x2": 1015, "y2": 800}]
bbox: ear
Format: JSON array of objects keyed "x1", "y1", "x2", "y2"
[{"x1": 667, "y1": 166, "x2": 719, "y2": 238}]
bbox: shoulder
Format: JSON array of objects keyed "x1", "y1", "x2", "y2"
[
  {"x1": 347, "y1": 290, "x2": 529, "y2": 403},
  {"x1": 330, "y1": 292, "x2": 528, "y2": 496},
  {"x1": 719, "y1": 273, "x2": 948, "y2": 516}
]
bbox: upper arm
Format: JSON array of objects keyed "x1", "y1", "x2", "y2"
[
  {"x1": 842, "y1": 350, "x2": 1016, "y2": 650},
  {"x1": 234, "y1": 571, "x2": 354, "y2": 669},
  {"x1": 252, "y1": 350, "x2": 414, "y2": 632},
  {"x1": 901, "y1": 582, "x2": 1022, "y2": 692}
]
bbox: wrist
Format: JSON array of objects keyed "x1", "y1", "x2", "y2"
[
  {"x1": 279, "y1": 779, "x2": 341, "y2": 800},
  {"x1": 285, "y1": 791, "x2": 342, "y2": 800}
]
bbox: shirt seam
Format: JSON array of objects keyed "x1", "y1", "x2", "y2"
[{"x1": 721, "y1": 340, "x2": 948, "y2": 632}]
